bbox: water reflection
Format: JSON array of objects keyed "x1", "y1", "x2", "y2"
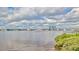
[{"x1": 0, "y1": 31, "x2": 63, "y2": 51}]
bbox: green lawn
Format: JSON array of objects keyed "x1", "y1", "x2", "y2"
[{"x1": 55, "y1": 33, "x2": 79, "y2": 51}]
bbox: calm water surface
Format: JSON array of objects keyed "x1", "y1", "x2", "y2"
[{"x1": 0, "y1": 31, "x2": 63, "y2": 51}]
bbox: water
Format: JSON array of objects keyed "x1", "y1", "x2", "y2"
[{"x1": 0, "y1": 31, "x2": 63, "y2": 51}]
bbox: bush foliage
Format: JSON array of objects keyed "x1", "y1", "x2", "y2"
[{"x1": 55, "y1": 33, "x2": 79, "y2": 51}]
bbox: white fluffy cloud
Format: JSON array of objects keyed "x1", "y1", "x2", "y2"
[
  {"x1": 7, "y1": 7, "x2": 68, "y2": 22},
  {"x1": 1, "y1": 7, "x2": 79, "y2": 29},
  {"x1": 64, "y1": 8, "x2": 79, "y2": 21},
  {"x1": 0, "y1": 8, "x2": 8, "y2": 21}
]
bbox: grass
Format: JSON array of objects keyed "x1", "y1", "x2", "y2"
[{"x1": 55, "y1": 33, "x2": 79, "y2": 51}]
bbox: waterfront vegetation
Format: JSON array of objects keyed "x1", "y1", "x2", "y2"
[{"x1": 55, "y1": 33, "x2": 79, "y2": 51}]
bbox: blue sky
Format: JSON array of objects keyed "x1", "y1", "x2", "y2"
[
  {"x1": 7, "y1": 7, "x2": 73, "y2": 20},
  {"x1": 0, "y1": 7, "x2": 79, "y2": 29},
  {"x1": 63, "y1": 8, "x2": 72, "y2": 14}
]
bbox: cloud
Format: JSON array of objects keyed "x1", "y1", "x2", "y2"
[
  {"x1": 0, "y1": 7, "x2": 73, "y2": 23},
  {"x1": 1, "y1": 7, "x2": 79, "y2": 29},
  {"x1": 0, "y1": 7, "x2": 8, "y2": 17},
  {"x1": 64, "y1": 8, "x2": 79, "y2": 21},
  {"x1": 7, "y1": 7, "x2": 72, "y2": 22}
]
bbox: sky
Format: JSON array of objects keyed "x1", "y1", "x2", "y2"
[{"x1": 0, "y1": 7, "x2": 79, "y2": 29}]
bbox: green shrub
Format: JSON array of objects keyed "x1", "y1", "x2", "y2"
[{"x1": 55, "y1": 33, "x2": 79, "y2": 51}]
